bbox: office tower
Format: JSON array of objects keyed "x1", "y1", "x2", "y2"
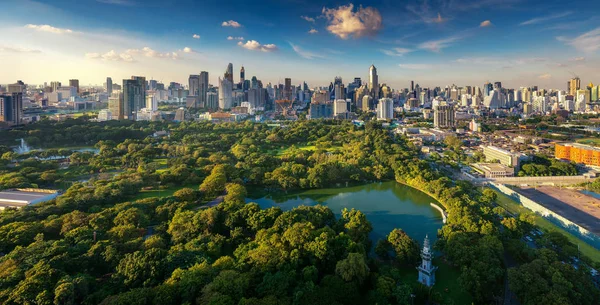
[
  {"x1": 218, "y1": 77, "x2": 233, "y2": 109},
  {"x1": 69, "y1": 79, "x2": 80, "y2": 94},
  {"x1": 333, "y1": 99, "x2": 349, "y2": 116},
  {"x1": 122, "y1": 76, "x2": 146, "y2": 120},
  {"x1": 569, "y1": 77, "x2": 580, "y2": 96},
  {"x1": 198, "y1": 71, "x2": 209, "y2": 107},
  {"x1": 146, "y1": 92, "x2": 158, "y2": 111},
  {"x1": 354, "y1": 84, "x2": 368, "y2": 107},
  {"x1": 494, "y1": 82, "x2": 502, "y2": 89},
  {"x1": 369, "y1": 65, "x2": 379, "y2": 99},
  {"x1": 284, "y1": 78, "x2": 292, "y2": 100},
  {"x1": 108, "y1": 92, "x2": 122, "y2": 120},
  {"x1": 0, "y1": 92, "x2": 23, "y2": 125},
  {"x1": 334, "y1": 83, "x2": 346, "y2": 100},
  {"x1": 106, "y1": 77, "x2": 113, "y2": 95},
  {"x1": 483, "y1": 82, "x2": 493, "y2": 97},
  {"x1": 353, "y1": 77, "x2": 362, "y2": 87},
  {"x1": 377, "y1": 98, "x2": 393, "y2": 120},
  {"x1": 225, "y1": 63, "x2": 234, "y2": 83},
  {"x1": 189, "y1": 74, "x2": 200, "y2": 96},
  {"x1": 362, "y1": 95, "x2": 373, "y2": 111},
  {"x1": 240, "y1": 66, "x2": 245, "y2": 86},
  {"x1": 433, "y1": 104, "x2": 455, "y2": 128},
  {"x1": 51, "y1": 81, "x2": 61, "y2": 92}
]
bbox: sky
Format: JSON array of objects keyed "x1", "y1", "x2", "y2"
[{"x1": 1, "y1": 0, "x2": 600, "y2": 90}]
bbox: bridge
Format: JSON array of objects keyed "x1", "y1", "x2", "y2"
[{"x1": 462, "y1": 172, "x2": 595, "y2": 186}]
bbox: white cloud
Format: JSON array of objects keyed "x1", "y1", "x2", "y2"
[
  {"x1": 289, "y1": 42, "x2": 324, "y2": 59},
  {"x1": 227, "y1": 36, "x2": 244, "y2": 41},
  {"x1": 237, "y1": 40, "x2": 277, "y2": 52},
  {"x1": 85, "y1": 50, "x2": 134, "y2": 62},
  {"x1": 192, "y1": 34, "x2": 200, "y2": 39},
  {"x1": 182, "y1": 47, "x2": 193, "y2": 53},
  {"x1": 480, "y1": 20, "x2": 492, "y2": 27},
  {"x1": 381, "y1": 47, "x2": 413, "y2": 57},
  {"x1": 222, "y1": 20, "x2": 242, "y2": 28},
  {"x1": 308, "y1": 29, "x2": 318, "y2": 34},
  {"x1": 418, "y1": 36, "x2": 462, "y2": 52},
  {"x1": 570, "y1": 57, "x2": 585, "y2": 62},
  {"x1": 398, "y1": 63, "x2": 434, "y2": 70},
  {"x1": 557, "y1": 28, "x2": 600, "y2": 53},
  {"x1": 520, "y1": 12, "x2": 572, "y2": 26},
  {"x1": 301, "y1": 16, "x2": 315, "y2": 23},
  {"x1": 127, "y1": 47, "x2": 179, "y2": 59},
  {"x1": 25, "y1": 24, "x2": 75, "y2": 34},
  {"x1": 538, "y1": 74, "x2": 552, "y2": 80},
  {"x1": 322, "y1": 4, "x2": 382, "y2": 39},
  {"x1": 0, "y1": 46, "x2": 42, "y2": 53}
]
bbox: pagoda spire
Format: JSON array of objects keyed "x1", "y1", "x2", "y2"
[{"x1": 417, "y1": 235, "x2": 438, "y2": 287}]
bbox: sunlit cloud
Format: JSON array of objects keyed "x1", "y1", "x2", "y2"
[
  {"x1": 480, "y1": 20, "x2": 492, "y2": 27},
  {"x1": 570, "y1": 57, "x2": 585, "y2": 62},
  {"x1": 322, "y1": 4, "x2": 382, "y2": 39},
  {"x1": 308, "y1": 29, "x2": 318, "y2": 34},
  {"x1": 192, "y1": 34, "x2": 200, "y2": 39},
  {"x1": 85, "y1": 50, "x2": 134, "y2": 62},
  {"x1": 520, "y1": 12, "x2": 572, "y2": 26},
  {"x1": 227, "y1": 36, "x2": 244, "y2": 41},
  {"x1": 0, "y1": 46, "x2": 42, "y2": 53},
  {"x1": 25, "y1": 24, "x2": 75, "y2": 34},
  {"x1": 381, "y1": 47, "x2": 413, "y2": 57},
  {"x1": 557, "y1": 27, "x2": 600, "y2": 53},
  {"x1": 222, "y1": 20, "x2": 242, "y2": 28},
  {"x1": 182, "y1": 47, "x2": 193, "y2": 53},
  {"x1": 418, "y1": 35, "x2": 463, "y2": 52},
  {"x1": 301, "y1": 16, "x2": 315, "y2": 23},
  {"x1": 237, "y1": 40, "x2": 277, "y2": 52},
  {"x1": 538, "y1": 73, "x2": 552, "y2": 79}
]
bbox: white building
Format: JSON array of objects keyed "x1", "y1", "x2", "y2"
[
  {"x1": 333, "y1": 99, "x2": 349, "y2": 117},
  {"x1": 146, "y1": 91, "x2": 158, "y2": 111},
  {"x1": 97, "y1": 109, "x2": 112, "y2": 122},
  {"x1": 218, "y1": 77, "x2": 233, "y2": 109},
  {"x1": 56, "y1": 86, "x2": 77, "y2": 99},
  {"x1": 377, "y1": 98, "x2": 394, "y2": 120}
]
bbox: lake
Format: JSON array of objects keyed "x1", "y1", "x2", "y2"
[{"x1": 246, "y1": 181, "x2": 444, "y2": 244}]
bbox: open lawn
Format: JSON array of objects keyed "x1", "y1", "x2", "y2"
[
  {"x1": 131, "y1": 183, "x2": 197, "y2": 201},
  {"x1": 152, "y1": 158, "x2": 169, "y2": 174},
  {"x1": 493, "y1": 189, "x2": 600, "y2": 263},
  {"x1": 576, "y1": 138, "x2": 600, "y2": 146},
  {"x1": 272, "y1": 144, "x2": 341, "y2": 156}
]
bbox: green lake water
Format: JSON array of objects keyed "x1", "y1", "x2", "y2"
[{"x1": 246, "y1": 181, "x2": 444, "y2": 244}]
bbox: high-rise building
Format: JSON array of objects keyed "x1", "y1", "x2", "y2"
[
  {"x1": 51, "y1": 81, "x2": 61, "y2": 92},
  {"x1": 218, "y1": 77, "x2": 233, "y2": 109},
  {"x1": 0, "y1": 93, "x2": 23, "y2": 126},
  {"x1": 198, "y1": 71, "x2": 209, "y2": 107},
  {"x1": 122, "y1": 76, "x2": 146, "y2": 120},
  {"x1": 333, "y1": 99, "x2": 349, "y2": 117},
  {"x1": 108, "y1": 92, "x2": 122, "y2": 120},
  {"x1": 189, "y1": 74, "x2": 200, "y2": 96},
  {"x1": 376, "y1": 98, "x2": 393, "y2": 120},
  {"x1": 483, "y1": 82, "x2": 493, "y2": 97},
  {"x1": 569, "y1": 77, "x2": 581, "y2": 96},
  {"x1": 433, "y1": 104, "x2": 455, "y2": 128},
  {"x1": 334, "y1": 83, "x2": 346, "y2": 100},
  {"x1": 284, "y1": 78, "x2": 292, "y2": 100},
  {"x1": 106, "y1": 77, "x2": 113, "y2": 95},
  {"x1": 369, "y1": 65, "x2": 379, "y2": 99},
  {"x1": 240, "y1": 66, "x2": 245, "y2": 86},
  {"x1": 225, "y1": 63, "x2": 234, "y2": 83},
  {"x1": 69, "y1": 79, "x2": 80, "y2": 94}
]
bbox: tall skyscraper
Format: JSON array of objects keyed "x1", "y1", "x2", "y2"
[
  {"x1": 240, "y1": 66, "x2": 245, "y2": 85},
  {"x1": 334, "y1": 83, "x2": 345, "y2": 100},
  {"x1": 225, "y1": 63, "x2": 234, "y2": 83},
  {"x1": 122, "y1": 76, "x2": 146, "y2": 120},
  {"x1": 369, "y1": 65, "x2": 379, "y2": 99},
  {"x1": 218, "y1": 77, "x2": 233, "y2": 109},
  {"x1": 69, "y1": 79, "x2": 80, "y2": 94},
  {"x1": 377, "y1": 98, "x2": 393, "y2": 120},
  {"x1": 569, "y1": 77, "x2": 581, "y2": 96},
  {"x1": 199, "y1": 71, "x2": 209, "y2": 107},
  {"x1": 0, "y1": 92, "x2": 23, "y2": 126},
  {"x1": 189, "y1": 74, "x2": 200, "y2": 96},
  {"x1": 51, "y1": 81, "x2": 61, "y2": 92},
  {"x1": 284, "y1": 78, "x2": 292, "y2": 100},
  {"x1": 106, "y1": 77, "x2": 113, "y2": 95}
]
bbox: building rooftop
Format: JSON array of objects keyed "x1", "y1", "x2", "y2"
[
  {"x1": 0, "y1": 189, "x2": 59, "y2": 208},
  {"x1": 560, "y1": 142, "x2": 600, "y2": 152}
]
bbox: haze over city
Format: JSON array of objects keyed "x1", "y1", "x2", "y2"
[{"x1": 2, "y1": 0, "x2": 600, "y2": 88}]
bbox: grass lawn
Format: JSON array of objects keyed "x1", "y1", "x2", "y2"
[
  {"x1": 272, "y1": 144, "x2": 341, "y2": 156},
  {"x1": 131, "y1": 184, "x2": 197, "y2": 201},
  {"x1": 152, "y1": 158, "x2": 169, "y2": 174},
  {"x1": 493, "y1": 189, "x2": 600, "y2": 263},
  {"x1": 576, "y1": 138, "x2": 600, "y2": 147}
]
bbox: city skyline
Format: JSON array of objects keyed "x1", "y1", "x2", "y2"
[{"x1": 2, "y1": 0, "x2": 600, "y2": 89}]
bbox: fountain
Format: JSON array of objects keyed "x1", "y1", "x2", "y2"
[{"x1": 14, "y1": 138, "x2": 32, "y2": 154}]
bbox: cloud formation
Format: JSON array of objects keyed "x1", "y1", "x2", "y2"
[
  {"x1": 182, "y1": 47, "x2": 193, "y2": 53},
  {"x1": 308, "y1": 29, "x2": 318, "y2": 34},
  {"x1": 538, "y1": 74, "x2": 552, "y2": 80},
  {"x1": 237, "y1": 40, "x2": 277, "y2": 52},
  {"x1": 0, "y1": 46, "x2": 42, "y2": 53},
  {"x1": 85, "y1": 50, "x2": 134, "y2": 62},
  {"x1": 322, "y1": 4, "x2": 382, "y2": 39},
  {"x1": 25, "y1": 24, "x2": 75, "y2": 34},
  {"x1": 570, "y1": 57, "x2": 585, "y2": 62},
  {"x1": 192, "y1": 34, "x2": 200, "y2": 39},
  {"x1": 289, "y1": 42, "x2": 324, "y2": 59},
  {"x1": 86, "y1": 47, "x2": 182, "y2": 62},
  {"x1": 227, "y1": 36, "x2": 244, "y2": 41},
  {"x1": 301, "y1": 16, "x2": 315, "y2": 23},
  {"x1": 222, "y1": 20, "x2": 242, "y2": 28},
  {"x1": 381, "y1": 47, "x2": 413, "y2": 57},
  {"x1": 557, "y1": 27, "x2": 600, "y2": 53},
  {"x1": 480, "y1": 20, "x2": 492, "y2": 27},
  {"x1": 418, "y1": 35, "x2": 462, "y2": 52},
  {"x1": 520, "y1": 12, "x2": 572, "y2": 26}
]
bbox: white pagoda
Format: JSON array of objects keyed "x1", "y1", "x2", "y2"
[{"x1": 417, "y1": 235, "x2": 438, "y2": 287}]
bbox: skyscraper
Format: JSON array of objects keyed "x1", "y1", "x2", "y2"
[
  {"x1": 284, "y1": 78, "x2": 292, "y2": 100},
  {"x1": 218, "y1": 77, "x2": 233, "y2": 109},
  {"x1": 189, "y1": 74, "x2": 200, "y2": 96},
  {"x1": 240, "y1": 66, "x2": 245, "y2": 85},
  {"x1": 0, "y1": 92, "x2": 23, "y2": 126},
  {"x1": 199, "y1": 71, "x2": 209, "y2": 107},
  {"x1": 483, "y1": 82, "x2": 493, "y2": 97},
  {"x1": 122, "y1": 76, "x2": 146, "y2": 120},
  {"x1": 225, "y1": 63, "x2": 234, "y2": 83},
  {"x1": 369, "y1": 65, "x2": 379, "y2": 99},
  {"x1": 433, "y1": 104, "x2": 455, "y2": 128},
  {"x1": 569, "y1": 77, "x2": 581, "y2": 96},
  {"x1": 69, "y1": 79, "x2": 80, "y2": 94},
  {"x1": 377, "y1": 98, "x2": 393, "y2": 120},
  {"x1": 106, "y1": 77, "x2": 113, "y2": 95},
  {"x1": 51, "y1": 81, "x2": 61, "y2": 92}
]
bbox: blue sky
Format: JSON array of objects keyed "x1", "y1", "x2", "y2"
[{"x1": 1, "y1": 0, "x2": 599, "y2": 89}]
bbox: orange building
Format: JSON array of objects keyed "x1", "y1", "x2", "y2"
[{"x1": 555, "y1": 143, "x2": 600, "y2": 166}]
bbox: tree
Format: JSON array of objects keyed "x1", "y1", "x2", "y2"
[
  {"x1": 335, "y1": 253, "x2": 369, "y2": 283},
  {"x1": 200, "y1": 167, "x2": 227, "y2": 197},
  {"x1": 173, "y1": 188, "x2": 197, "y2": 202},
  {"x1": 387, "y1": 229, "x2": 420, "y2": 265}
]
